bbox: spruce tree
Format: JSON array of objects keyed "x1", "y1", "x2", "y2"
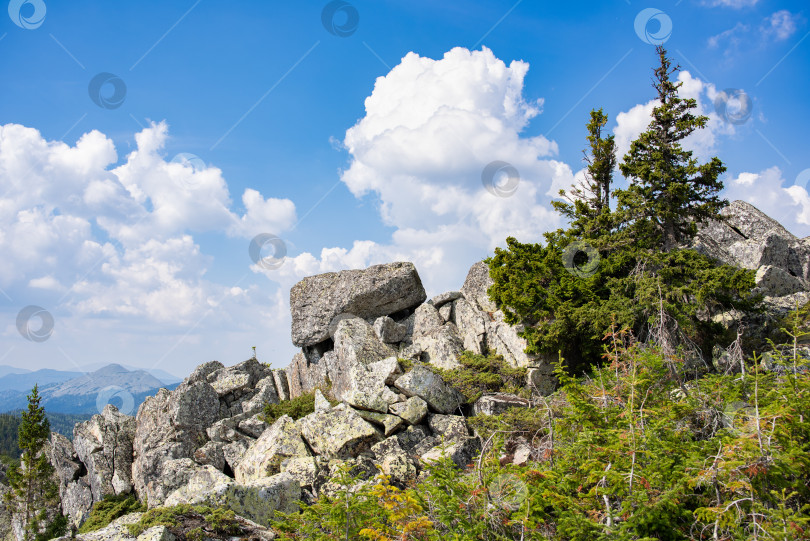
[
  {"x1": 4, "y1": 386, "x2": 62, "y2": 541},
  {"x1": 554, "y1": 108, "x2": 617, "y2": 237},
  {"x1": 487, "y1": 50, "x2": 758, "y2": 372},
  {"x1": 618, "y1": 46, "x2": 727, "y2": 252}
]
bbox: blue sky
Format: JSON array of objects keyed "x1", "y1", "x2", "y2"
[{"x1": 0, "y1": 0, "x2": 808, "y2": 379}]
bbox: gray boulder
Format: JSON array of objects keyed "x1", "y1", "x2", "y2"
[
  {"x1": 755, "y1": 265, "x2": 806, "y2": 297},
  {"x1": 235, "y1": 415, "x2": 311, "y2": 483},
  {"x1": 461, "y1": 261, "x2": 497, "y2": 312},
  {"x1": 427, "y1": 413, "x2": 471, "y2": 442},
  {"x1": 420, "y1": 436, "x2": 482, "y2": 470},
  {"x1": 298, "y1": 404, "x2": 381, "y2": 459},
  {"x1": 131, "y1": 380, "x2": 221, "y2": 506},
  {"x1": 413, "y1": 323, "x2": 464, "y2": 370},
  {"x1": 454, "y1": 298, "x2": 488, "y2": 355},
  {"x1": 334, "y1": 317, "x2": 397, "y2": 368},
  {"x1": 412, "y1": 303, "x2": 444, "y2": 339},
  {"x1": 290, "y1": 262, "x2": 427, "y2": 347},
  {"x1": 73, "y1": 404, "x2": 136, "y2": 501},
  {"x1": 393, "y1": 365, "x2": 463, "y2": 414},
  {"x1": 286, "y1": 349, "x2": 331, "y2": 400},
  {"x1": 388, "y1": 396, "x2": 428, "y2": 425},
  {"x1": 373, "y1": 316, "x2": 407, "y2": 344},
  {"x1": 472, "y1": 393, "x2": 531, "y2": 416},
  {"x1": 166, "y1": 468, "x2": 300, "y2": 525}
]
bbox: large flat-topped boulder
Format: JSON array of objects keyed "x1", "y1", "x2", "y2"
[{"x1": 290, "y1": 262, "x2": 427, "y2": 347}]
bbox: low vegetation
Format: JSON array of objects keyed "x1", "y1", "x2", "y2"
[
  {"x1": 432, "y1": 350, "x2": 528, "y2": 403},
  {"x1": 272, "y1": 327, "x2": 810, "y2": 540},
  {"x1": 126, "y1": 504, "x2": 241, "y2": 539},
  {"x1": 77, "y1": 493, "x2": 145, "y2": 534}
]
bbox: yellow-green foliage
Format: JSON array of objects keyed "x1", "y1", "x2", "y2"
[
  {"x1": 126, "y1": 504, "x2": 240, "y2": 538},
  {"x1": 433, "y1": 350, "x2": 528, "y2": 403},
  {"x1": 77, "y1": 494, "x2": 145, "y2": 533}
]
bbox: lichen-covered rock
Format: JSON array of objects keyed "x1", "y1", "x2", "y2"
[
  {"x1": 472, "y1": 393, "x2": 531, "y2": 417},
  {"x1": 48, "y1": 432, "x2": 93, "y2": 527},
  {"x1": 374, "y1": 316, "x2": 407, "y2": 343},
  {"x1": 334, "y1": 317, "x2": 397, "y2": 368},
  {"x1": 429, "y1": 291, "x2": 462, "y2": 307},
  {"x1": 438, "y1": 302, "x2": 453, "y2": 323},
  {"x1": 396, "y1": 425, "x2": 437, "y2": 455},
  {"x1": 413, "y1": 323, "x2": 464, "y2": 370},
  {"x1": 461, "y1": 261, "x2": 498, "y2": 312},
  {"x1": 272, "y1": 369, "x2": 291, "y2": 401},
  {"x1": 388, "y1": 396, "x2": 428, "y2": 425},
  {"x1": 412, "y1": 303, "x2": 444, "y2": 339},
  {"x1": 235, "y1": 415, "x2": 310, "y2": 483},
  {"x1": 298, "y1": 404, "x2": 381, "y2": 459},
  {"x1": 166, "y1": 469, "x2": 300, "y2": 526},
  {"x1": 427, "y1": 413, "x2": 471, "y2": 442},
  {"x1": 420, "y1": 436, "x2": 482, "y2": 470},
  {"x1": 756, "y1": 265, "x2": 806, "y2": 297},
  {"x1": 193, "y1": 441, "x2": 227, "y2": 471},
  {"x1": 238, "y1": 415, "x2": 269, "y2": 438},
  {"x1": 131, "y1": 380, "x2": 221, "y2": 506},
  {"x1": 454, "y1": 297, "x2": 488, "y2": 355},
  {"x1": 286, "y1": 349, "x2": 331, "y2": 400},
  {"x1": 353, "y1": 408, "x2": 405, "y2": 436},
  {"x1": 73, "y1": 404, "x2": 136, "y2": 501},
  {"x1": 145, "y1": 458, "x2": 201, "y2": 508},
  {"x1": 371, "y1": 437, "x2": 417, "y2": 486},
  {"x1": 290, "y1": 262, "x2": 427, "y2": 347},
  {"x1": 186, "y1": 361, "x2": 225, "y2": 385},
  {"x1": 394, "y1": 365, "x2": 463, "y2": 414}
]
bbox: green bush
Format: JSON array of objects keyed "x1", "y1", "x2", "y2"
[
  {"x1": 126, "y1": 504, "x2": 240, "y2": 538},
  {"x1": 433, "y1": 350, "x2": 528, "y2": 403},
  {"x1": 78, "y1": 493, "x2": 145, "y2": 533},
  {"x1": 262, "y1": 392, "x2": 317, "y2": 425}
]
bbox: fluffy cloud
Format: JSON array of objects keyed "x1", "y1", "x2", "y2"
[
  {"x1": 0, "y1": 121, "x2": 299, "y2": 373},
  {"x1": 272, "y1": 47, "x2": 572, "y2": 295}
]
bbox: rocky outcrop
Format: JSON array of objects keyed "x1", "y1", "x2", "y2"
[
  {"x1": 694, "y1": 200, "x2": 810, "y2": 296},
  {"x1": 73, "y1": 404, "x2": 136, "y2": 501},
  {"x1": 290, "y1": 261, "x2": 427, "y2": 347},
  {"x1": 49, "y1": 432, "x2": 93, "y2": 528}
]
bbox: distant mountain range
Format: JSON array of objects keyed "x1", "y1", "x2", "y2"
[
  {"x1": 0, "y1": 363, "x2": 181, "y2": 390},
  {"x1": 0, "y1": 363, "x2": 181, "y2": 415}
]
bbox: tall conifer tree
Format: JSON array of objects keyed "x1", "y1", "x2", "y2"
[
  {"x1": 4, "y1": 386, "x2": 62, "y2": 541},
  {"x1": 618, "y1": 46, "x2": 727, "y2": 252}
]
